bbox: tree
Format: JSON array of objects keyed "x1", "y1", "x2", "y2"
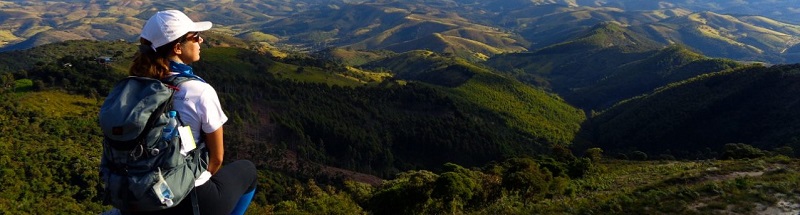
[
  {"x1": 721, "y1": 143, "x2": 765, "y2": 159},
  {"x1": 567, "y1": 158, "x2": 592, "y2": 178},
  {"x1": 584, "y1": 148, "x2": 603, "y2": 162},
  {"x1": 368, "y1": 170, "x2": 438, "y2": 215},
  {"x1": 551, "y1": 145, "x2": 576, "y2": 162},
  {"x1": 431, "y1": 172, "x2": 476, "y2": 213},
  {"x1": 773, "y1": 146, "x2": 794, "y2": 157},
  {"x1": 629, "y1": 151, "x2": 648, "y2": 161},
  {"x1": 501, "y1": 158, "x2": 553, "y2": 198},
  {"x1": 0, "y1": 73, "x2": 13, "y2": 90},
  {"x1": 32, "y1": 80, "x2": 46, "y2": 91}
]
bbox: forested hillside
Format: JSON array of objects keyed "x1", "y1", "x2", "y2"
[
  {"x1": 187, "y1": 47, "x2": 585, "y2": 177},
  {"x1": 487, "y1": 23, "x2": 743, "y2": 110},
  {"x1": 0, "y1": 90, "x2": 106, "y2": 214},
  {"x1": 0, "y1": 38, "x2": 585, "y2": 196},
  {"x1": 588, "y1": 64, "x2": 800, "y2": 159}
]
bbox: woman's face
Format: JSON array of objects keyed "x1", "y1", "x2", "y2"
[{"x1": 175, "y1": 32, "x2": 204, "y2": 63}]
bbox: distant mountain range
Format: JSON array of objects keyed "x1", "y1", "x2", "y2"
[
  {"x1": 1, "y1": 0, "x2": 799, "y2": 64},
  {"x1": 486, "y1": 22, "x2": 743, "y2": 110},
  {"x1": 576, "y1": 0, "x2": 800, "y2": 24}
]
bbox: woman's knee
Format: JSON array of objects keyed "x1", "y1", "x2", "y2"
[
  {"x1": 231, "y1": 160, "x2": 258, "y2": 189},
  {"x1": 235, "y1": 160, "x2": 256, "y2": 176}
]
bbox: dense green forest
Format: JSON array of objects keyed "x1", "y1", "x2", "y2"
[
  {"x1": 589, "y1": 64, "x2": 800, "y2": 159},
  {"x1": 186, "y1": 46, "x2": 585, "y2": 177},
  {"x1": 0, "y1": 90, "x2": 106, "y2": 213},
  {"x1": 2, "y1": 40, "x2": 800, "y2": 214}
]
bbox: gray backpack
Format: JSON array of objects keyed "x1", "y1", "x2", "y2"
[{"x1": 99, "y1": 76, "x2": 206, "y2": 212}]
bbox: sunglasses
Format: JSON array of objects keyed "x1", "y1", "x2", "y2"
[{"x1": 184, "y1": 32, "x2": 201, "y2": 43}]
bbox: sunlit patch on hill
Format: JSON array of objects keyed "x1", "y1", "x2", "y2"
[{"x1": 16, "y1": 90, "x2": 98, "y2": 118}]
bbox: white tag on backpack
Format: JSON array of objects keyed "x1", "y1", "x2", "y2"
[{"x1": 178, "y1": 126, "x2": 196, "y2": 156}]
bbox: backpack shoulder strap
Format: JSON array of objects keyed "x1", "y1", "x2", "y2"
[
  {"x1": 160, "y1": 75, "x2": 207, "y2": 144},
  {"x1": 162, "y1": 75, "x2": 200, "y2": 87}
]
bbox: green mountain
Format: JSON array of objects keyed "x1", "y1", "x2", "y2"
[
  {"x1": 363, "y1": 50, "x2": 586, "y2": 145},
  {"x1": 499, "y1": 5, "x2": 691, "y2": 50},
  {"x1": 495, "y1": 5, "x2": 800, "y2": 64},
  {"x1": 567, "y1": 45, "x2": 741, "y2": 109},
  {"x1": 487, "y1": 22, "x2": 741, "y2": 110},
  {"x1": 588, "y1": 64, "x2": 800, "y2": 158},
  {"x1": 638, "y1": 11, "x2": 800, "y2": 63},
  {"x1": 312, "y1": 48, "x2": 395, "y2": 66}
]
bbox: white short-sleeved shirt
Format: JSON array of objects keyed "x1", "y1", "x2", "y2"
[
  {"x1": 172, "y1": 78, "x2": 228, "y2": 142},
  {"x1": 170, "y1": 75, "x2": 228, "y2": 186}
]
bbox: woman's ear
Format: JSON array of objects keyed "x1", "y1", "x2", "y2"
[{"x1": 172, "y1": 43, "x2": 183, "y2": 55}]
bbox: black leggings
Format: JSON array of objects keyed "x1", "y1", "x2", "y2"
[{"x1": 139, "y1": 160, "x2": 258, "y2": 215}]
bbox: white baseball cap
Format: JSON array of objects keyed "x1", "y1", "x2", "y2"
[{"x1": 140, "y1": 10, "x2": 212, "y2": 51}]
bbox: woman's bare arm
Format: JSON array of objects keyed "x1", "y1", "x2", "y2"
[{"x1": 205, "y1": 127, "x2": 224, "y2": 174}]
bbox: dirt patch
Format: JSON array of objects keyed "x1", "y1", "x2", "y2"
[
  {"x1": 705, "y1": 171, "x2": 765, "y2": 181},
  {"x1": 689, "y1": 165, "x2": 798, "y2": 214},
  {"x1": 756, "y1": 194, "x2": 800, "y2": 215}
]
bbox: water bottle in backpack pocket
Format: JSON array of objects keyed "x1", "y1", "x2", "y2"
[{"x1": 162, "y1": 110, "x2": 179, "y2": 142}]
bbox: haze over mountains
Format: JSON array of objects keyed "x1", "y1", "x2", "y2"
[{"x1": 1, "y1": 0, "x2": 799, "y2": 63}]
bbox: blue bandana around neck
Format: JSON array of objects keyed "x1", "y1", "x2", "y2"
[{"x1": 169, "y1": 61, "x2": 206, "y2": 83}]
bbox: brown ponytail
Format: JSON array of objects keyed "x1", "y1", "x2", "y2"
[{"x1": 128, "y1": 38, "x2": 182, "y2": 79}]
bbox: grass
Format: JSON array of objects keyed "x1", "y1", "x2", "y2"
[
  {"x1": 15, "y1": 90, "x2": 98, "y2": 118},
  {"x1": 0, "y1": 30, "x2": 18, "y2": 42},
  {"x1": 525, "y1": 158, "x2": 800, "y2": 214},
  {"x1": 201, "y1": 47, "x2": 257, "y2": 73},
  {"x1": 13, "y1": 79, "x2": 32, "y2": 92},
  {"x1": 274, "y1": 64, "x2": 364, "y2": 87},
  {"x1": 201, "y1": 47, "x2": 363, "y2": 86},
  {"x1": 239, "y1": 31, "x2": 280, "y2": 43},
  {"x1": 342, "y1": 66, "x2": 392, "y2": 83}
]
